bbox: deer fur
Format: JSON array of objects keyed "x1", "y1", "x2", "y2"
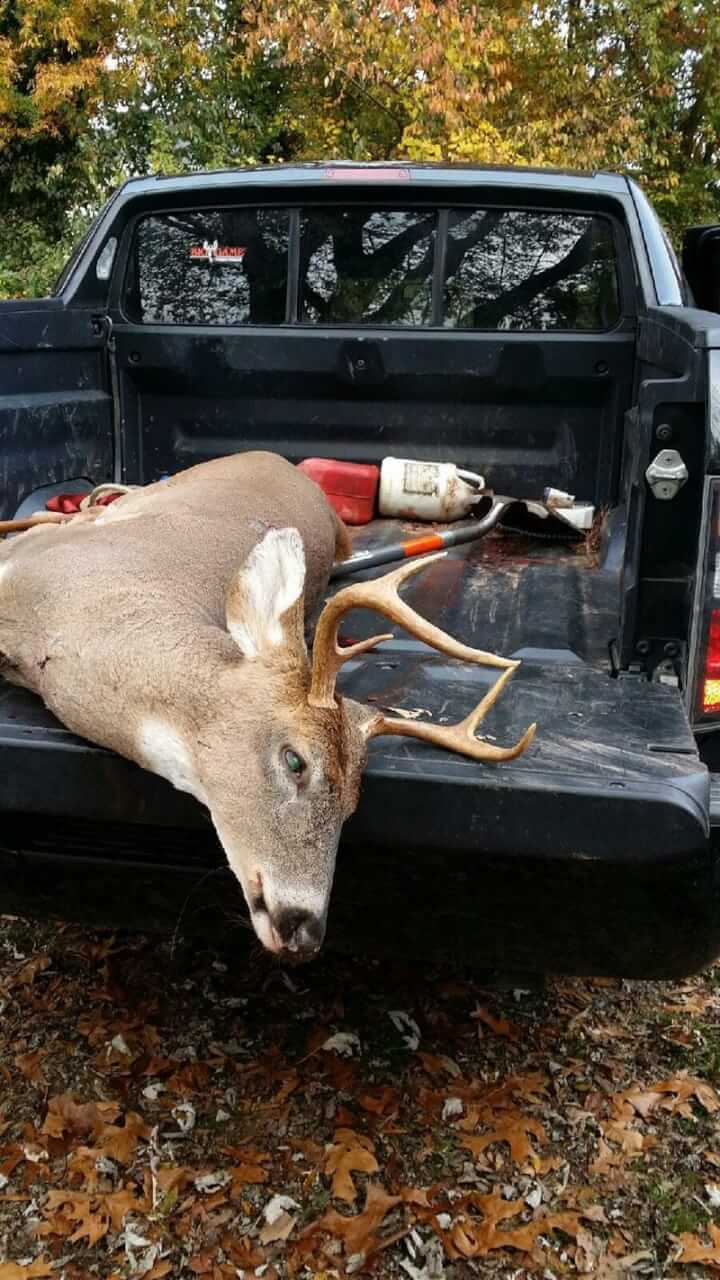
[
  {"x1": 0, "y1": 452, "x2": 365, "y2": 955},
  {"x1": 0, "y1": 449, "x2": 533, "y2": 960}
]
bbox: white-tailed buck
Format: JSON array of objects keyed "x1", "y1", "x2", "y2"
[{"x1": 0, "y1": 452, "x2": 534, "y2": 960}]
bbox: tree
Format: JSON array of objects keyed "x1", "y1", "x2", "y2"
[
  {"x1": 0, "y1": 0, "x2": 117, "y2": 294},
  {"x1": 1, "y1": 0, "x2": 718, "y2": 298},
  {"x1": 244, "y1": 0, "x2": 720, "y2": 238}
]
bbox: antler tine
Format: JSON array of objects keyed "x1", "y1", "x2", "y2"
[
  {"x1": 309, "y1": 552, "x2": 516, "y2": 710},
  {"x1": 366, "y1": 663, "x2": 537, "y2": 762}
]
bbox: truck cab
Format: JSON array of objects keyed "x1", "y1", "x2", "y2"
[{"x1": 2, "y1": 162, "x2": 720, "y2": 977}]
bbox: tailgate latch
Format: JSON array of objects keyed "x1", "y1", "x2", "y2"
[{"x1": 645, "y1": 448, "x2": 688, "y2": 500}]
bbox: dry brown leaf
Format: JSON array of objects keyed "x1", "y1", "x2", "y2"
[
  {"x1": 417, "y1": 1052, "x2": 462, "y2": 1078},
  {"x1": 259, "y1": 1211, "x2": 296, "y2": 1244},
  {"x1": 325, "y1": 1129, "x2": 379, "y2": 1202},
  {"x1": 96, "y1": 1111, "x2": 149, "y2": 1164},
  {"x1": 13, "y1": 955, "x2": 50, "y2": 987},
  {"x1": 188, "y1": 1251, "x2": 215, "y2": 1275},
  {"x1": 229, "y1": 1162, "x2": 270, "y2": 1188},
  {"x1": 676, "y1": 1222, "x2": 720, "y2": 1264},
  {"x1": 472, "y1": 1006, "x2": 521, "y2": 1040},
  {"x1": 304, "y1": 1181, "x2": 401, "y2": 1257},
  {"x1": 622, "y1": 1088, "x2": 662, "y2": 1120},
  {"x1": 41, "y1": 1093, "x2": 121, "y2": 1139},
  {"x1": 461, "y1": 1113, "x2": 547, "y2": 1167},
  {"x1": 663, "y1": 992, "x2": 717, "y2": 1015},
  {"x1": 621, "y1": 1077, "x2": 714, "y2": 1121},
  {"x1": 0, "y1": 1264, "x2": 53, "y2": 1279},
  {"x1": 39, "y1": 1186, "x2": 143, "y2": 1244},
  {"x1": 450, "y1": 1199, "x2": 583, "y2": 1260},
  {"x1": 14, "y1": 1051, "x2": 46, "y2": 1083},
  {"x1": 448, "y1": 1193, "x2": 525, "y2": 1256},
  {"x1": 145, "y1": 1264, "x2": 173, "y2": 1280},
  {"x1": 590, "y1": 1137, "x2": 623, "y2": 1177},
  {"x1": 359, "y1": 1087, "x2": 399, "y2": 1116}
]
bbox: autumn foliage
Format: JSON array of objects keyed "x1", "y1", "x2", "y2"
[
  {"x1": 0, "y1": 0, "x2": 718, "y2": 296},
  {"x1": 0, "y1": 913, "x2": 719, "y2": 1277}
]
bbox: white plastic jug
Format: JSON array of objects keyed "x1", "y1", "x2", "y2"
[{"x1": 378, "y1": 457, "x2": 485, "y2": 522}]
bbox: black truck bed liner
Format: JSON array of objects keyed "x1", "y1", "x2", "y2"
[
  {"x1": 1, "y1": 645, "x2": 715, "y2": 978},
  {"x1": 0, "y1": 644, "x2": 707, "y2": 858},
  {"x1": 343, "y1": 514, "x2": 621, "y2": 669}
]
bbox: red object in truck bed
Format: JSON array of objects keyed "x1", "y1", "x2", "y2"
[{"x1": 298, "y1": 458, "x2": 379, "y2": 525}]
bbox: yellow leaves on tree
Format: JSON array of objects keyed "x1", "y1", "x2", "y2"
[
  {"x1": 0, "y1": 0, "x2": 116, "y2": 145},
  {"x1": 324, "y1": 1128, "x2": 379, "y2": 1202},
  {"x1": 243, "y1": 0, "x2": 640, "y2": 171}
]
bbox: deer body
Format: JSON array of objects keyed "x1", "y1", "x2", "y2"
[{"x1": 0, "y1": 450, "x2": 534, "y2": 960}]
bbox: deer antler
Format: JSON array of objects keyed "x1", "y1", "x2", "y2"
[
  {"x1": 364, "y1": 662, "x2": 536, "y2": 761},
  {"x1": 308, "y1": 552, "x2": 535, "y2": 763}
]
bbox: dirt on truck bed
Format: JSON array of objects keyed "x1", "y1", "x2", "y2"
[{"x1": 0, "y1": 918, "x2": 718, "y2": 1278}]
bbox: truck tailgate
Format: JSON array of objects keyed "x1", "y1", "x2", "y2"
[{"x1": 0, "y1": 655, "x2": 708, "y2": 861}]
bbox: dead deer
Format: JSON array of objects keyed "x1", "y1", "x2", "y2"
[{"x1": 0, "y1": 451, "x2": 535, "y2": 961}]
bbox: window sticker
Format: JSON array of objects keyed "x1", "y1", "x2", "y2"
[{"x1": 189, "y1": 241, "x2": 247, "y2": 264}]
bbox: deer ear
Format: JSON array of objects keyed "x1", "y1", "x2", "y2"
[{"x1": 226, "y1": 527, "x2": 307, "y2": 659}]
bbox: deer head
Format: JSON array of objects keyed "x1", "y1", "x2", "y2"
[{"x1": 189, "y1": 527, "x2": 535, "y2": 963}]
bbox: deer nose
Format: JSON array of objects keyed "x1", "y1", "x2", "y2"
[{"x1": 271, "y1": 907, "x2": 323, "y2": 957}]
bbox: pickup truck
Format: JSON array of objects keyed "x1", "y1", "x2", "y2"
[{"x1": 2, "y1": 161, "x2": 720, "y2": 979}]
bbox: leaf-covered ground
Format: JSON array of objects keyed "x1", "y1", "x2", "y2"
[{"x1": 0, "y1": 915, "x2": 719, "y2": 1279}]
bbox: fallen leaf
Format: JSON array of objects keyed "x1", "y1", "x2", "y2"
[
  {"x1": 417, "y1": 1052, "x2": 462, "y2": 1078},
  {"x1": 649, "y1": 1073, "x2": 718, "y2": 1116},
  {"x1": 472, "y1": 1006, "x2": 521, "y2": 1040},
  {"x1": 325, "y1": 1130, "x2": 379, "y2": 1202},
  {"x1": 229, "y1": 1162, "x2": 269, "y2": 1188},
  {"x1": 13, "y1": 955, "x2": 50, "y2": 986},
  {"x1": 0, "y1": 1264, "x2": 54, "y2": 1279},
  {"x1": 145, "y1": 1264, "x2": 173, "y2": 1280},
  {"x1": 461, "y1": 1113, "x2": 547, "y2": 1167},
  {"x1": 388, "y1": 1011, "x2": 421, "y2": 1051},
  {"x1": 259, "y1": 1211, "x2": 296, "y2": 1244},
  {"x1": 96, "y1": 1111, "x2": 149, "y2": 1164},
  {"x1": 322, "y1": 1032, "x2": 361, "y2": 1058},
  {"x1": 304, "y1": 1181, "x2": 401, "y2": 1257},
  {"x1": 39, "y1": 1187, "x2": 144, "y2": 1244},
  {"x1": 449, "y1": 1196, "x2": 584, "y2": 1260},
  {"x1": 676, "y1": 1222, "x2": 720, "y2": 1264},
  {"x1": 359, "y1": 1087, "x2": 399, "y2": 1116},
  {"x1": 14, "y1": 1051, "x2": 46, "y2": 1083},
  {"x1": 42, "y1": 1094, "x2": 121, "y2": 1139}
]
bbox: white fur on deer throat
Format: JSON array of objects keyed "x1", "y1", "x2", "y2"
[
  {"x1": 229, "y1": 526, "x2": 306, "y2": 658},
  {"x1": 138, "y1": 717, "x2": 208, "y2": 806},
  {"x1": 0, "y1": 563, "x2": 10, "y2": 589}
]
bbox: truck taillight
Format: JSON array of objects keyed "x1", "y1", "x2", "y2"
[
  {"x1": 701, "y1": 610, "x2": 720, "y2": 712},
  {"x1": 691, "y1": 480, "x2": 720, "y2": 723}
]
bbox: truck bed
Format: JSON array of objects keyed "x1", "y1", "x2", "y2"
[{"x1": 340, "y1": 508, "x2": 622, "y2": 669}]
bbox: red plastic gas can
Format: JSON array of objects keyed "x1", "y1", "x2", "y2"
[{"x1": 298, "y1": 458, "x2": 380, "y2": 525}]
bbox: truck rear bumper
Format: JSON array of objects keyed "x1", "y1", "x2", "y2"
[{"x1": 1, "y1": 657, "x2": 718, "y2": 977}]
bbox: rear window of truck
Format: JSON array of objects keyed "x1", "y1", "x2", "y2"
[
  {"x1": 125, "y1": 204, "x2": 621, "y2": 331},
  {"x1": 125, "y1": 208, "x2": 291, "y2": 325}
]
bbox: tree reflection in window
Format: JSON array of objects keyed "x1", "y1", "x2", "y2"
[
  {"x1": 128, "y1": 209, "x2": 290, "y2": 325},
  {"x1": 299, "y1": 209, "x2": 436, "y2": 325},
  {"x1": 443, "y1": 209, "x2": 620, "y2": 330}
]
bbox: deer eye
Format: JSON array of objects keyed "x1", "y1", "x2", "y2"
[{"x1": 283, "y1": 748, "x2": 306, "y2": 777}]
